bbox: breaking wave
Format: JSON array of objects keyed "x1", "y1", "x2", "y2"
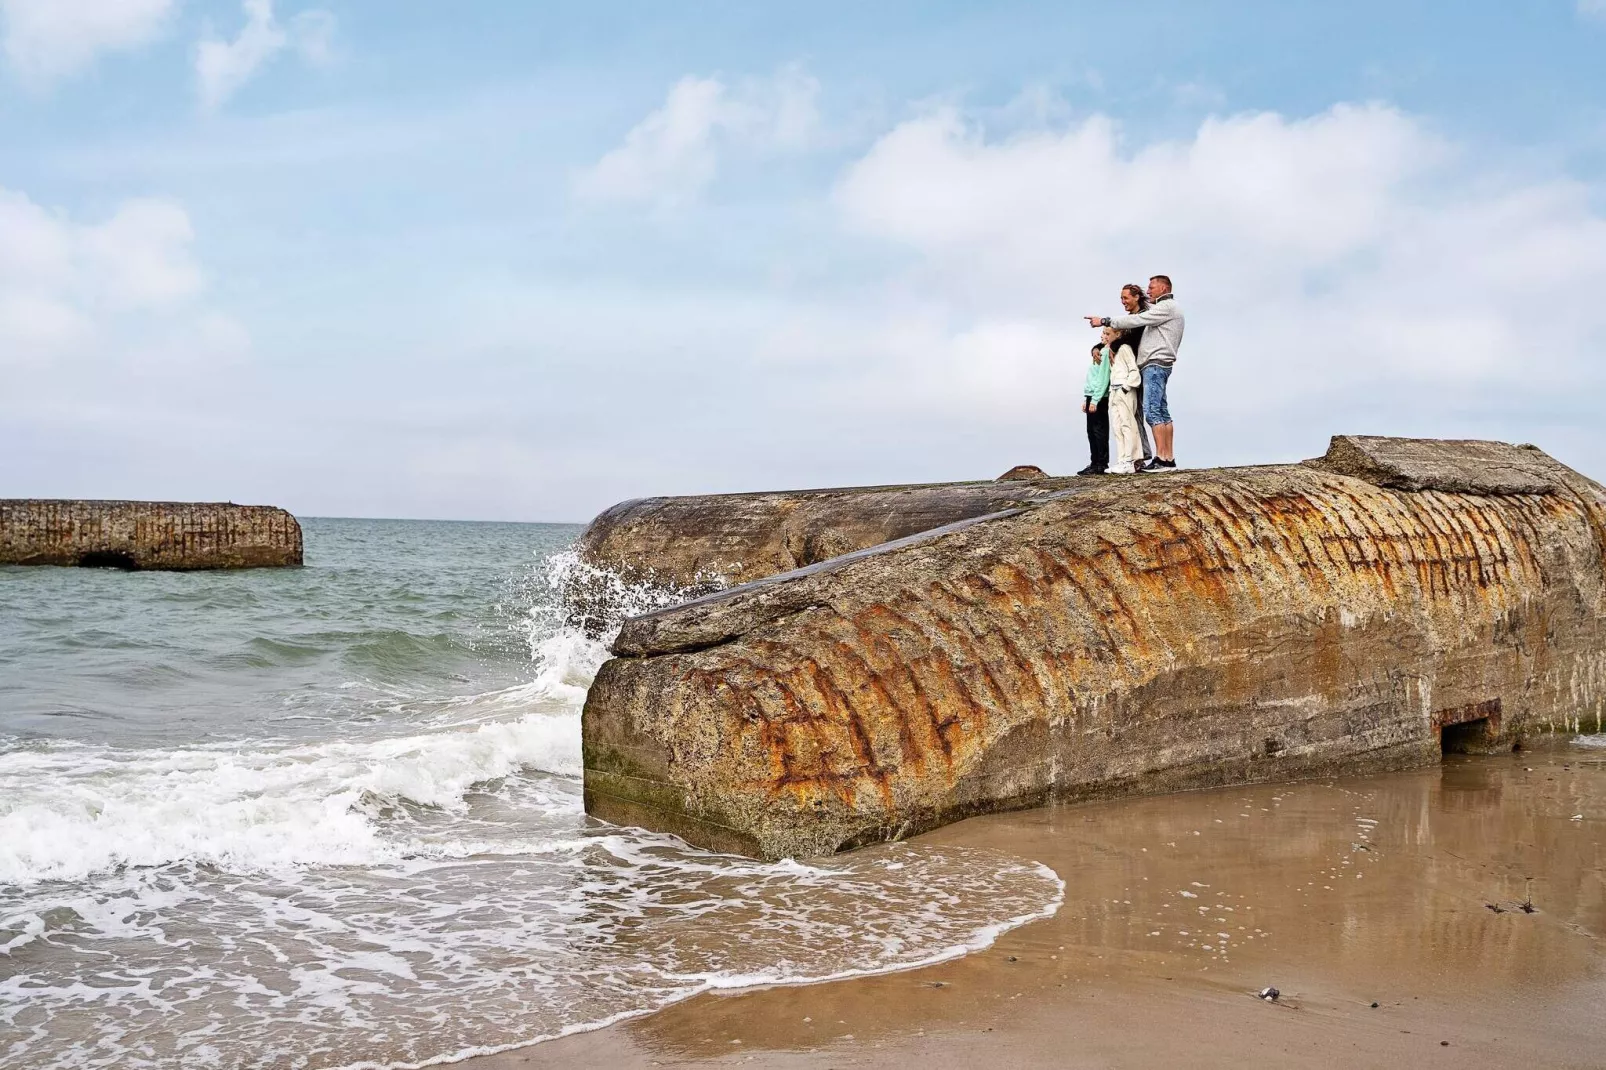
[{"x1": 0, "y1": 711, "x2": 583, "y2": 887}]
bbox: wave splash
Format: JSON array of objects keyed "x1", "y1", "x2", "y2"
[{"x1": 0, "y1": 547, "x2": 693, "y2": 889}]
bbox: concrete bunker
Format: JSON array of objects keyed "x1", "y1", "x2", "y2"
[
  {"x1": 576, "y1": 436, "x2": 1606, "y2": 859},
  {"x1": 1, "y1": 500, "x2": 303, "y2": 571}
]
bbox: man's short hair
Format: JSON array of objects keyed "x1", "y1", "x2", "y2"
[{"x1": 1150, "y1": 274, "x2": 1173, "y2": 292}]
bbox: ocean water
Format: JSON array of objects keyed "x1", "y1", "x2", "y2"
[{"x1": 0, "y1": 518, "x2": 1062, "y2": 1069}]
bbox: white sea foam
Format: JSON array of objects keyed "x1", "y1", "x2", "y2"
[
  {"x1": 526, "y1": 548, "x2": 731, "y2": 649},
  {"x1": 523, "y1": 629, "x2": 612, "y2": 707},
  {"x1": 0, "y1": 554, "x2": 620, "y2": 890},
  {"x1": 1573, "y1": 734, "x2": 1606, "y2": 749},
  {"x1": 1, "y1": 836, "x2": 1063, "y2": 1070},
  {"x1": 0, "y1": 709, "x2": 585, "y2": 886},
  {"x1": 0, "y1": 549, "x2": 1066, "y2": 1070}
]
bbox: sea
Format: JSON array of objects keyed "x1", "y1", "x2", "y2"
[{"x1": 0, "y1": 518, "x2": 1063, "y2": 1069}]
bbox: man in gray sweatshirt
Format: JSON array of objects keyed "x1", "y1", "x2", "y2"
[{"x1": 1087, "y1": 275, "x2": 1183, "y2": 470}]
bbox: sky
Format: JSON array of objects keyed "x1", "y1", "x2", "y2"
[{"x1": 2, "y1": 2, "x2": 1604, "y2": 522}]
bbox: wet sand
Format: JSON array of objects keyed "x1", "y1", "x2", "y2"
[{"x1": 468, "y1": 745, "x2": 1606, "y2": 1069}]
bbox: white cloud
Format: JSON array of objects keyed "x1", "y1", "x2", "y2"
[
  {"x1": 195, "y1": 0, "x2": 333, "y2": 112},
  {"x1": 0, "y1": 186, "x2": 241, "y2": 371},
  {"x1": 829, "y1": 101, "x2": 1606, "y2": 444},
  {"x1": 0, "y1": 0, "x2": 174, "y2": 86},
  {"x1": 1580, "y1": 0, "x2": 1606, "y2": 22},
  {"x1": 0, "y1": 188, "x2": 74, "y2": 288},
  {"x1": 574, "y1": 64, "x2": 821, "y2": 206},
  {"x1": 81, "y1": 199, "x2": 203, "y2": 308},
  {"x1": 288, "y1": 7, "x2": 334, "y2": 64},
  {"x1": 762, "y1": 63, "x2": 824, "y2": 150},
  {"x1": 576, "y1": 75, "x2": 726, "y2": 205}
]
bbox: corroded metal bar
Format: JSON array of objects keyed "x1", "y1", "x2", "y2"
[
  {"x1": 582, "y1": 438, "x2": 1606, "y2": 859},
  {"x1": 0, "y1": 500, "x2": 303, "y2": 570}
]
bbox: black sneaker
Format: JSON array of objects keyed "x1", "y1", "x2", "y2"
[
  {"x1": 1076, "y1": 464, "x2": 1107, "y2": 476},
  {"x1": 1139, "y1": 459, "x2": 1174, "y2": 472}
]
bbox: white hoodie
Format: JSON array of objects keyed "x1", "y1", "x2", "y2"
[{"x1": 1107, "y1": 342, "x2": 1141, "y2": 389}]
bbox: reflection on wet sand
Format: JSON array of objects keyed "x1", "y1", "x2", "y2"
[
  {"x1": 997, "y1": 751, "x2": 1606, "y2": 989},
  {"x1": 482, "y1": 743, "x2": 1606, "y2": 1069}
]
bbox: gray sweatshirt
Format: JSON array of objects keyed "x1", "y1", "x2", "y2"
[{"x1": 1106, "y1": 294, "x2": 1184, "y2": 368}]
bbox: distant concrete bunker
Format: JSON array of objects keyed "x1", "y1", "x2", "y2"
[
  {"x1": 574, "y1": 436, "x2": 1606, "y2": 860},
  {"x1": 1, "y1": 500, "x2": 303, "y2": 571}
]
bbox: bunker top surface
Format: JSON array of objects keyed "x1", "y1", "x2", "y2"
[
  {"x1": 571, "y1": 473, "x2": 1087, "y2": 592},
  {"x1": 611, "y1": 436, "x2": 1604, "y2": 659}
]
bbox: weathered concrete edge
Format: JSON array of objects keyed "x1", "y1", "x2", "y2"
[
  {"x1": 597, "y1": 473, "x2": 1081, "y2": 510},
  {"x1": 610, "y1": 505, "x2": 1034, "y2": 656},
  {"x1": 584, "y1": 775, "x2": 765, "y2": 857},
  {"x1": 588, "y1": 731, "x2": 1433, "y2": 859},
  {"x1": 1303, "y1": 435, "x2": 1562, "y2": 495}
]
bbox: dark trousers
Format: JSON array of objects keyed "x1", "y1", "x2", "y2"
[
  {"x1": 1085, "y1": 396, "x2": 1109, "y2": 471},
  {"x1": 1134, "y1": 382, "x2": 1155, "y2": 461}
]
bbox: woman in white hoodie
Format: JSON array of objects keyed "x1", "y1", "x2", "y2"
[{"x1": 1101, "y1": 326, "x2": 1144, "y2": 474}]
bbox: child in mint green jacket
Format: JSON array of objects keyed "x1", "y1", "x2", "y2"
[{"x1": 1079, "y1": 343, "x2": 1111, "y2": 475}]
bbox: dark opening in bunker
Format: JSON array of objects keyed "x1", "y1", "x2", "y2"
[
  {"x1": 1441, "y1": 717, "x2": 1493, "y2": 755},
  {"x1": 77, "y1": 551, "x2": 139, "y2": 570}
]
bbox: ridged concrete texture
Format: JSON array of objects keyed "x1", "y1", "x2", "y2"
[
  {"x1": 0, "y1": 500, "x2": 303, "y2": 570},
  {"x1": 582, "y1": 438, "x2": 1606, "y2": 859}
]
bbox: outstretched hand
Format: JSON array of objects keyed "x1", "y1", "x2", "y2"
[{"x1": 1084, "y1": 315, "x2": 1103, "y2": 327}]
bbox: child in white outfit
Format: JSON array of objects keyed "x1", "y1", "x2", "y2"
[{"x1": 1102, "y1": 326, "x2": 1144, "y2": 474}]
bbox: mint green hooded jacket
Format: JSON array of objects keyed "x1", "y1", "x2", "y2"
[{"x1": 1083, "y1": 350, "x2": 1110, "y2": 403}]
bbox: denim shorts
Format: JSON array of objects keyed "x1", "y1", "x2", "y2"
[{"x1": 1141, "y1": 363, "x2": 1173, "y2": 425}]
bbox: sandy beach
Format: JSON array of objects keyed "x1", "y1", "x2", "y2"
[{"x1": 473, "y1": 745, "x2": 1606, "y2": 1069}]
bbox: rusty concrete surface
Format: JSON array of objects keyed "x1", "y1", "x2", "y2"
[
  {"x1": 0, "y1": 499, "x2": 303, "y2": 570},
  {"x1": 581, "y1": 437, "x2": 1606, "y2": 859}
]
